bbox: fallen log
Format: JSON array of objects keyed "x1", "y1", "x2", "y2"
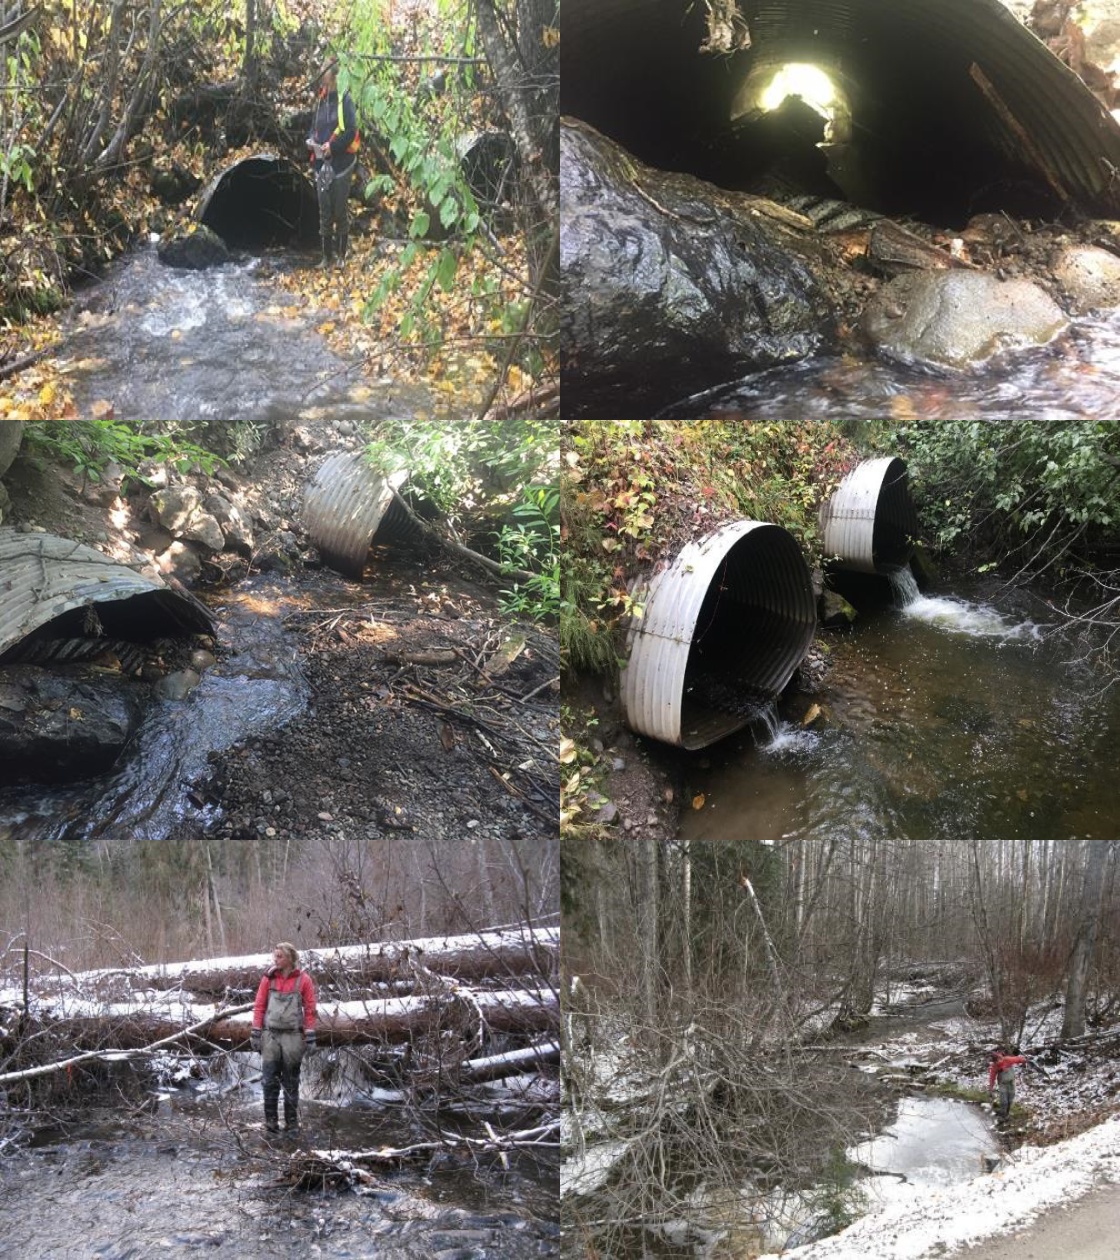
[
  {"x1": 461, "y1": 1040, "x2": 560, "y2": 1083},
  {"x1": 3, "y1": 926, "x2": 559, "y2": 1003},
  {"x1": 11, "y1": 988, "x2": 559, "y2": 1055}
]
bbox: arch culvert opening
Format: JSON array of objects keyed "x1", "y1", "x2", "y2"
[
  {"x1": 197, "y1": 155, "x2": 320, "y2": 249},
  {"x1": 562, "y1": 0, "x2": 1120, "y2": 226},
  {"x1": 821, "y1": 457, "x2": 920, "y2": 576},
  {"x1": 621, "y1": 521, "x2": 816, "y2": 750}
]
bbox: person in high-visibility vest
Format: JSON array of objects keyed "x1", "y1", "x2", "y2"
[{"x1": 307, "y1": 58, "x2": 360, "y2": 267}]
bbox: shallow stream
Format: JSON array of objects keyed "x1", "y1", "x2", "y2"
[
  {"x1": 0, "y1": 574, "x2": 315, "y2": 847},
  {"x1": 659, "y1": 311, "x2": 1120, "y2": 421},
  {"x1": 55, "y1": 244, "x2": 428, "y2": 424},
  {"x1": 682, "y1": 573, "x2": 1120, "y2": 842},
  {"x1": 0, "y1": 1066, "x2": 558, "y2": 1259}
]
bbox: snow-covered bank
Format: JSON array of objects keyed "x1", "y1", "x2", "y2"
[{"x1": 763, "y1": 1113, "x2": 1120, "y2": 1260}]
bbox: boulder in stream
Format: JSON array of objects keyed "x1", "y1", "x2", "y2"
[
  {"x1": 1050, "y1": 243, "x2": 1120, "y2": 313},
  {"x1": 0, "y1": 664, "x2": 148, "y2": 783},
  {"x1": 560, "y1": 118, "x2": 837, "y2": 417},
  {"x1": 156, "y1": 224, "x2": 231, "y2": 270},
  {"x1": 863, "y1": 271, "x2": 1068, "y2": 369}
]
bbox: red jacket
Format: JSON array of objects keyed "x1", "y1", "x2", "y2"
[
  {"x1": 988, "y1": 1053, "x2": 1026, "y2": 1089},
  {"x1": 253, "y1": 967, "x2": 317, "y2": 1032}
]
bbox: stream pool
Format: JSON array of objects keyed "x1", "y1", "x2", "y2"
[
  {"x1": 681, "y1": 574, "x2": 1120, "y2": 842},
  {"x1": 851, "y1": 1096, "x2": 998, "y2": 1194}
]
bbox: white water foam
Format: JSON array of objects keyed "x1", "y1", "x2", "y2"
[
  {"x1": 887, "y1": 568, "x2": 1041, "y2": 642},
  {"x1": 755, "y1": 702, "x2": 820, "y2": 755}
]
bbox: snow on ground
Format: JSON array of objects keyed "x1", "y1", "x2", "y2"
[{"x1": 761, "y1": 1108, "x2": 1120, "y2": 1260}]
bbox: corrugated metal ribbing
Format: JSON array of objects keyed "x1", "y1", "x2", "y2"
[
  {"x1": 820, "y1": 457, "x2": 917, "y2": 574},
  {"x1": 620, "y1": 521, "x2": 816, "y2": 749},
  {"x1": 0, "y1": 528, "x2": 214, "y2": 661},
  {"x1": 303, "y1": 453, "x2": 424, "y2": 580}
]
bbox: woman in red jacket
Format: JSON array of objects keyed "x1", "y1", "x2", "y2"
[
  {"x1": 250, "y1": 942, "x2": 317, "y2": 1136},
  {"x1": 988, "y1": 1047, "x2": 1028, "y2": 1120}
]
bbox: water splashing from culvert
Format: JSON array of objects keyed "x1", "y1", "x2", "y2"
[
  {"x1": 888, "y1": 569, "x2": 1041, "y2": 642},
  {"x1": 754, "y1": 701, "x2": 819, "y2": 756}
]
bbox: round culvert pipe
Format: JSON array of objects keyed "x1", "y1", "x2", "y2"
[
  {"x1": 820, "y1": 456, "x2": 919, "y2": 574},
  {"x1": 303, "y1": 451, "x2": 428, "y2": 581},
  {"x1": 620, "y1": 520, "x2": 816, "y2": 749}
]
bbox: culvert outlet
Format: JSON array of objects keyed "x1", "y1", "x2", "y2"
[
  {"x1": 562, "y1": 0, "x2": 1120, "y2": 223},
  {"x1": 820, "y1": 457, "x2": 919, "y2": 575},
  {"x1": 0, "y1": 528, "x2": 215, "y2": 664},
  {"x1": 304, "y1": 452, "x2": 428, "y2": 581},
  {"x1": 620, "y1": 521, "x2": 816, "y2": 749},
  {"x1": 197, "y1": 153, "x2": 319, "y2": 249}
]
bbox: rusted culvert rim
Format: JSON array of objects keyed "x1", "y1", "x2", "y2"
[
  {"x1": 620, "y1": 520, "x2": 816, "y2": 749},
  {"x1": 820, "y1": 456, "x2": 919, "y2": 575},
  {"x1": 303, "y1": 451, "x2": 428, "y2": 581},
  {"x1": 0, "y1": 528, "x2": 215, "y2": 663}
]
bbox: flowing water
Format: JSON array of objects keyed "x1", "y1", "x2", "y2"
[
  {"x1": 0, "y1": 575, "x2": 317, "y2": 847},
  {"x1": 682, "y1": 573, "x2": 1120, "y2": 842},
  {"x1": 56, "y1": 244, "x2": 432, "y2": 423},
  {"x1": 658, "y1": 311, "x2": 1120, "y2": 420}
]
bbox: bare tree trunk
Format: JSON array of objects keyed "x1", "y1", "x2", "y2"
[
  {"x1": 1062, "y1": 840, "x2": 1112, "y2": 1039},
  {"x1": 473, "y1": 0, "x2": 557, "y2": 224}
]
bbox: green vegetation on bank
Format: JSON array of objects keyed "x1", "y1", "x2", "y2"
[{"x1": 560, "y1": 420, "x2": 857, "y2": 677}]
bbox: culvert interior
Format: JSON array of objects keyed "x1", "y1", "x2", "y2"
[
  {"x1": 622, "y1": 521, "x2": 816, "y2": 749},
  {"x1": 198, "y1": 155, "x2": 320, "y2": 249},
  {"x1": 821, "y1": 457, "x2": 920, "y2": 576},
  {"x1": 562, "y1": 0, "x2": 1120, "y2": 225}
]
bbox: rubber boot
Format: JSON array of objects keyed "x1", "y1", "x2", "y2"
[
  {"x1": 284, "y1": 1098, "x2": 299, "y2": 1135},
  {"x1": 335, "y1": 232, "x2": 348, "y2": 267},
  {"x1": 264, "y1": 1097, "x2": 279, "y2": 1134},
  {"x1": 318, "y1": 239, "x2": 333, "y2": 269}
]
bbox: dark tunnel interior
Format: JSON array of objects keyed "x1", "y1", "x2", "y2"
[
  {"x1": 199, "y1": 157, "x2": 320, "y2": 249},
  {"x1": 562, "y1": 0, "x2": 1120, "y2": 228}
]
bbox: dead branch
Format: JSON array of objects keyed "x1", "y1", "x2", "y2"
[
  {"x1": 387, "y1": 484, "x2": 536, "y2": 584},
  {"x1": 0, "y1": 1003, "x2": 253, "y2": 1085}
]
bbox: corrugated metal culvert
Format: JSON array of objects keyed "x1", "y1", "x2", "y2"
[
  {"x1": 620, "y1": 520, "x2": 816, "y2": 749},
  {"x1": 820, "y1": 457, "x2": 919, "y2": 574},
  {"x1": 0, "y1": 528, "x2": 215, "y2": 663},
  {"x1": 303, "y1": 452, "x2": 427, "y2": 581},
  {"x1": 562, "y1": 0, "x2": 1120, "y2": 220}
]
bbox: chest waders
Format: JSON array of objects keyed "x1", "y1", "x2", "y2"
[
  {"x1": 262, "y1": 981, "x2": 305, "y2": 1134},
  {"x1": 996, "y1": 1065, "x2": 1016, "y2": 1118}
]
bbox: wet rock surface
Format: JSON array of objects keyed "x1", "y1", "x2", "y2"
[
  {"x1": 560, "y1": 119, "x2": 837, "y2": 417},
  {"x1": 863, "y1": 270, "x2": 1068, "y2": 368},
  {"x1": 1050, "y1": 243, "x2": 1120, "y2": 313},
  {"x1": 156, "y1": 223, "x2": 232, "y2": 270},
  {"x1": 0, "y1": 421, "x2": 22, "y2": 478},
  {"x1": 0, "y1": 665, "x2": 148, "y2": 784}
]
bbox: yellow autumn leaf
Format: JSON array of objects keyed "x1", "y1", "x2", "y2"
[
  {"x1": 68, "y1": 707, "x2": 83, "y2": 721},
  {"x1": 692, "y1": 794, "x2": 706, "y2": 810},
  {"x1": 91, "y1": 399, "x2": 115, "y2": 418},
  {"x1": 542, "y1": 25, "x2": 560, "y2": 47}
]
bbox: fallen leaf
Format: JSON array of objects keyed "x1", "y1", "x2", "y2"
[
  {"x1": 559, "y1": 737, "x2": 577, "y2": 765},
  {"x1": 802, "y1": 703, "x2": 821, "y2": 727},
  {"x1": 692, "y1": 793, "x2": 706, "y2": 810}
]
